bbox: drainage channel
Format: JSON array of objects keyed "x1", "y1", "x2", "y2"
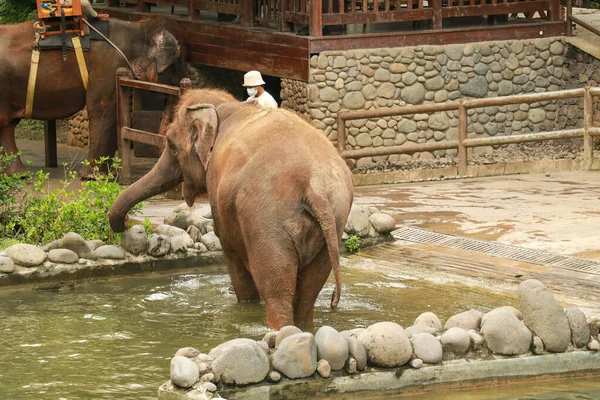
[{"x1": 392, "y1": 226, "x2": 600, "y2": 276}]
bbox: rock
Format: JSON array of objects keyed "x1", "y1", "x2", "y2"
[
  {"x1": 276, "y1": 325, "x2": 303, "y2": 347},
  {"x1": 170, "y1": 356, "x2": 199, "y2": 388},
  {"x1": 94, "y1": 245, "x2": 125, "y2": 260},
  {"x1": 193, "y1": 242, "x2": 208, "y2": 253},
  {"x1": 315, "y1": 326, "x2": 348, "y2": 371},
  {"x1": 212, "y1": 341, "x2": 270, "y2": 385},
  {"x1": 346, "y1": 357, "x2": 357, "y2": 374},
  {"x1": 119, "y1": 225, "x2": 148, "y2": 256},
  {"x1": 444, "y1": 309, "x2": 483, "y2": 331},
  {"x1": 40, "y1": 240, "x2": 60, "y2": 252},
  {"x1": 203, "y1": 382, "x2": 217, "y2": 392},
  {"x1": 5, "y1": 244, "x2": 47, "y2": 267},
  {"x1": 566, "y1": 307, "x2": 590, "y2": 348},
  {"x1": 342, "y1": 92, "x2": 366, "y2": 109},
  {"x1": 263, "y1": 331, "x2": 277, "y2": 348},
  {"x1": 155, "y1": 225, "x2": 194, "y2": 248},
  {"x1": 368, "y1": 213, "x2": 396, "y2": 234},
  {"x1": 440, "y1": 327, "x2": 470, "y2": 354},
  {"x1": 0, "y1": 256, "x2": 14, "y2": 273},
  {"x1": 186, "y1": 225, "x2": 202, "y2": 243},
  {"x1": 410, "y1": 358, "x2": 424, "y2": 369},
  {"x1": 358, "y1": 322, "x2": 412, "y2": 368},
  {"x1": 58, "y1": 232, "x2": 96, "y2": 259},
  {"x1": 316, "y1": 359, "x2": 331, "y2": 378},
  {"x1": 404, "y1": 326, "x2": 425, "y2": 338},
  {"x1": 345, "y1": 206, "x2": 370, "y2": 237},
  {"x1": 147, "y1": 234, "x2": 171, "y2": 256},
  {"x1": 273, "y1": 333, "x2": 317, "y2": 379},
  {"x1": 519, "y1": 279, "x2": 570, "y2": 353},
  {"x1": 320, "y1": 87, "x2": 340, "y2": 102},
  {"x1": 532, "y1": 336, "x2": 544, "y2": 354},
  {"x1": 48, "y1": 249, "x2": 79, "y2": 264},
  {"x1": 588, "y1": 340, "x2": 600, "y2": 351},
  {"x1": 208, "y1": 338, "x2": 265, "y2": 359},
  {"x1": 200, "y1": 232, "x2": 222, "y2": 251},
  {"x1": 340, "y1": 328, "x2": 365, "y2": 339},
  {"x1": 481, "y1": 307, "x2": 532, "y2": 355},
  {"x1": 401, "y1": 83, "x2": 426, "y2": 105},
  {"x1": 87, "y1": 240, "x2": 105, "y2": 250},
  {"x1": 267, "y1": 371, "x2": 281, "y2": 382},
  {"x1": 413, "y1": 312, "x2": 442, "y2": 334},
  {"x1": 345, "y1": 337, "x2": 367, "y2": 370},
  {"x1": 468, "y1": 330, "x2": 485, "y2": 350},
  {"x1": 460, "y1": 76, "x2": 488, "y2": 98},
  {"x1": 410, "y1": 332, "x2": 443, "y2": 364},
  {"x1": 171, "y1": 235, "x2": 190, "y2": 253},
  {"x1": 175, "y1": 347, "x2": 201, "y2": 358}
]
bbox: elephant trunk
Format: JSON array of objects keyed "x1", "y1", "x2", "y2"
[{"x1": 109, "y1": 151, "x2": 183, "y2": 232}]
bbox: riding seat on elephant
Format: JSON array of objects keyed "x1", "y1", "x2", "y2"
[{"x1": 0, "y1": 17, "x2": 182, "y2": 177}]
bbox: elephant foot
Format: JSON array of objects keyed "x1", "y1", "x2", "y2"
[{"x1": 3, "y1": 158, "x2": 28, "y2": 176}]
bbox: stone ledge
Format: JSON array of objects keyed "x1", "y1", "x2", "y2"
[{"x1": 159, "y1": 352, "x2": 600, "y2": 400}]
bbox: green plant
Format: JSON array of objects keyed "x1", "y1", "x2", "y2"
[
  {"x1": 0, "y1": 148, "x2": 32, "y2": 238},
  {"x1": 2, "y1": 156, "x2": 144, "y2": 245},
  {"x1": 141, "y1": 218, "x2": 153, "y2": 238},
  {"x1": 0, "y1": 0, "x2": 36, "y2": 24},
  {"x1": 16, "y1": 119, "x2": 44, "y2": 132},
  {"x1": 345, "y1": 234, "x2": 361, "y2": 253}
]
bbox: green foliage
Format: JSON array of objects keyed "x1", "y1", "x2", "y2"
[
  {"x1": 0, "y1": 0, "x2": 36, "y2": 24},
  {"x1": 0, "y1": 148, "x2": 31, "y2": 238},
  {"x1": 344, "y1": 234, "x2": 361, "y2": 253},
  {"x1": 17, "y1": 119, "x2": 44, "y2": 132},
  {"x1": 141, "y1": 218, "x2": 153, "y2": 238},
  {"x1": 0, "y1": 154, "x2": 144, "y2": 245}
]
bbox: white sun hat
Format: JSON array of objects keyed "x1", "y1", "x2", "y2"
[{"x1": 243, "y1": 70, "x2": 266, "y2": 87}]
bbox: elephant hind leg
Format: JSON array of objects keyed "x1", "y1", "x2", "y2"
[
  {"x1": 293, "y1": 248, "x2": 332, "y2": 330},
  {"x1": 224, "y1": 251, "x2": 260, "y2": 302},
  {"x1": 0, "y1": 119, "x2": 27, "y2": 175}
]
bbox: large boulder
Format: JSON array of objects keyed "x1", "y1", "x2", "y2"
[
  {"x1": 201, "y1": 232, "x2": 222, "y2": 251},
  {"x1": 566, "y1": 307, "x2": 590, "y2": 348},
  {"x1": 440, "y1": 327, "x2": 470, "y2": 354},
  {"x1": 59, "y1": 232, "x2": 96, "y2": 259},
  {"x1": 315, "y1": 326, "x2": 348, "y2": 371},
  {"x1": 410, "y1": 332, "x2": 443, "y2": 364},
  {"x1": 276, "y1": 325, "x2": 303, "y2": 347},
  {"x1": 413, "y1": 312, "x2": 442, "y2": 334},
  {"x1": 0, "y1": 256, "x2": 14, "y2": 273},
  {"x1": 357, "y1": 322, "x2": 412, "y2": 367},
  {"x1": 208, "y1": 338, "x2": 265, "y2": 359},
  {"x1": 444, "y1": 309, "x2": 484, "y2": 331},
  {"x1": 5, "y1": 244, "x2": 47, "y2": 267},
  {"x1": 170, "y1": 356, "x2": 199, "y2": 389},
  {"x1": 480, "y1": 307, "x2": 532, "y2": 355},
  {"x1": 518, "y1": 279, "x2": 570, "y2": 352},
  {"x1": 368, "y1": 213, "x2": 396, "y2": 234},
  {"x1": 94, "y1": 245, "x2": 125, "y2": 260},
  {"x1": 212, "y1": 341, "x2": 270, "y2": 385},
  {"x1": 345, "y1": 205, "x2": 370, "y2": 237},
  {"x1": 48, "y1": 249, "x2": 79, "y2": 264},
  {"x1": 119, "y1": 225, "x2": 148, "y2": 255},
  {"x1": 273, "y1": 333, "x2": 317, "y2": 379}
]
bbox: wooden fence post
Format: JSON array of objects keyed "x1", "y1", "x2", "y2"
[
  {"x1": 241, "y1": 0, "x2": 254, "y2": 27},
  {"x1": 432, "y1": 0, "x2": 442, "y2": 30},
  {"x1": 583, "y1": 87, "x2": 593, "y2": 170},
  {"x1": 116, "y1": 68, "x2": 132, "y2": 184},
  {"x1": 310, "y1": 0, "x2": 323, "y2": 37},
  {"x1": 567, "y1": 0, "x2": 572, "y2": 36},
  {"x1": 458, "y1": 102, "x2": 468, "y2": 176},
  {"x1": 44, "y1": 120, "x2": 57, "y2": 168}
]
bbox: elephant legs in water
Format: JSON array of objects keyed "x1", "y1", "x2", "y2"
[
  {"x1": 0, "y1": 119, "x2": 27, "y2": 175},
  {"x1": 79, "y1": 100, "x2": 118, "y2": 178},
  {"x1": 294, "y1": 248, "x2": 332, "y2": 330},
  {"x1": 225, "y1": 251, "x2": 260, "y2": 302}
]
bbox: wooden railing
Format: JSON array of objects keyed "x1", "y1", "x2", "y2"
[{"x1": 337, "y1": 88, "x2": 600, "y2": 175}]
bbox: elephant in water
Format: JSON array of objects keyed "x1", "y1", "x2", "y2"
[
  {"x1": 109, "y1": 89, "x2": 354, "y2": 329},
  {"x1": 0, "y1": 18, "x2": 182, "y2": 176}
]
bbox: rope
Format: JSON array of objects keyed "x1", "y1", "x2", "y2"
[
  {"x1": 82, "y1": 19, "x2": 140, "y2": 80},
  {"x1": 32, "y1": 21, "x2": 48, "y2": 50}
]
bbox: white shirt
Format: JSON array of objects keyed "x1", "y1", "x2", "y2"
[{"x1": 246, "y1": 91, "x2": 278, "y2": 109}]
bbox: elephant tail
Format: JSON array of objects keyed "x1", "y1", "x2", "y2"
[{"x1": 305, "y1": 188, "x2": 342, "y2": 309}]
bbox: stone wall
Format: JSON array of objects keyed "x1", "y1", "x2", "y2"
[{"x1": 280, "y1": 38, "x2": 581, "y2": 169}]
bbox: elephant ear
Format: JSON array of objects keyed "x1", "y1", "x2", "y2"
[
  {"x1": 187, "y1": 103, "x2": 219, "y2": 170},
  {"x1": 153, "y1": 30, "x2": 180, "y2": 73}
]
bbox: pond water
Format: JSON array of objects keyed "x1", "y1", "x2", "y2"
[{"x1": 0, "y1": 248, "x2": 597, "y2": 399}]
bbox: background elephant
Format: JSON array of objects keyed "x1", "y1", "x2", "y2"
[
  {"x1": 0, "y1": 18, "x2": 182, "y2": 176},
  {"x1": 109, "y1": 89, "x2": 354, "y2": 330}
]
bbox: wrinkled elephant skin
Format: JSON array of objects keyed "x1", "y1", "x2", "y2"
[
  {"x1": 109, "y1": 89, "x2": 354, "y2": 329},
  {"x1": 0, "y1": 19, "x2": 181, "y2": 176}
]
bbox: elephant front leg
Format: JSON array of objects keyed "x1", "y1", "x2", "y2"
[
  {"x1": 0, "y1": 119, "x2": 28, "y2": 175},
  {"x1": 79, "y1": 100, "x2": 118, "y2": 178},
  {"x1": 294, "y1": 248, "x2": 333, "y2": 330}
]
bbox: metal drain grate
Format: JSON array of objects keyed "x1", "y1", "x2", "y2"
[{"x1": 391, "y1": 226, "x2": 600, "y2": 275}]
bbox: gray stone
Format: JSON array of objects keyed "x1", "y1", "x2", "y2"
[
  {"x1": 469, "y1": 330, "x2": 485, "y2": 350},
  {"x1": 170, "y1": 235, "x2": 190, "y2": 253},
  {"x1": 0, "y1": 256, "x2": 15, "y2": 273},
  {"x1": 156, "y1": 225, "x2": 194, "y2": 247},
  {"x1": 273, "y1": 333, "x2": 317, "y2": 379},
  {"x1": 340, "y1": 328, "x2": 365, "y2": 339},
  {"x1": 446, "y1": 46, "x2": 463, "y2": 61},
  {"x1": 528, "y1": 109, "x2": 546, "y2": 124},
  {"x1": 345, "y1": 206, "x2": 370, "y2": 237},
  {"x1": 147, "y1": 234, "x2": 171, "y2": 256},
  {"x1": 566, "y1": 307, "x2": 590, "y2": 348},
  {"x1": 460, "y1": 76, "x2": 488, "y2": 98},
  {"x1": 40, "y1": 240, "x2": 60, "y2": 252},
  {"x1": 212, "y1": 341, "x2": 270, "y2": 385},
  {"x1": 532, "y1": 336, "x2": 544, "y2": 354},
  {"x1": 368, "y1": 213, "x2": 395, "y2": 233},
  {"x1": 59, "y1": 232, "x2": 96, "y2": 259},
  {"x1": 397, "y1": 119, "x2": 417, "y2": 133},
  {"x1": 175, "y1": 347, "x2": 201, "y2": 359},
  {"x1": 200, "y1": 232, "x2": 222, "y2": 251},
  {"x1": 276, "y1": 325, "x2": 303, "y2": 347},
  {"x1": 588, "y1": 340, "x2": 600, "y2": 351},
  {"x1": 374, "y1": 68, "x2": 390, "y2": 82},
  {"x1": 428, "y1": 113, "x2": 450, "y2": 130},
  {"x1": 263, "y1": 332, "x2": 277, "y2": 348},
  {"x1": 345, "y1": 337, "x2": 367, "y2": 370},
  {"x1": 425, "y1": 76, "x2": 445, "y2": 91},
  {"x1": 186, "y1": 225, "x2": 202, "y2": 243},
  {"x1": 498, "y1": 81, "x2": 514, "y2": 96},
  {"x1": 401, "y1": 83, "x2": 426, "y2": 105},
  {"x1": 404, "y1": 326, "x2": 425, "y2": 338},
  {"x1": 316, "y1": 359, "x2": 331, "y2": 378},
  {"x1": 357, "y1": 322, "x2": 412, "y2": 368},
  {"x1": 5, "y1": 244, "x2": 47, "y2": 267},
  {"x1": 320, "y1": 87, "x2": 339, "y2": 102},
  {"x1": 171, "y1": 356, "x2": 199, "y2": 388},
  {"x1": 377, "y1": 82, "x2": 396, "y2": 99},
  {"x1": 333, "y1": 56, "x2": 347, "y2": 68},
  {"x1": 48, "y1": 249, "x2": 79, "y2": 264},
  {"x1": 440, "y1": 327, "x2": 470, "y2": 354},
  {"x1": 390, "y1": 63, "x2": 407, "y2": 74},
  {"x1": 203, "y1": 382, "x2": 217, "y2": 392},
  {"x1": 481, "y1": 308, "x2": 532, "y2": 356},
  {"x1": 410, "y1": 358, "x2": 424, "y2": 369},
  {"x1": 519, "y1": 279, "x2": 571, "y2": 353},
  {"x1": 343, "y1": 92, "x2": 366, "y2": 109},
  {"x1": 444, "y1": 309, "x2": 484, "y2": 331},
  {"x1": 267, "y1": 371, "x2": 281, "y2": 383},
  {"x1": 120, "y1": 225, "x2": 149, "y2": 256},
  {"x1": 315, "y1": 326, "x2": 348, "y2": 371},
  {"x1": 402, "y1": 72, "x2": 418, "y2": 85},
  {"x1": 346, "y1": 357, "x2": 357, "y2": 374},
  {"x1": 94, "y1": 245, "x2": 125, "y2": 260},
  {"x1": 410, "y1": 332, "x2": 443, "y2": 364},
  {"x1": 534, "y1": 38, "x2": 551, "y2": 51},
  {"x1": 474, "y1": 63, "x2": 489, "y2": 75},
  {"x1": 434, "y1": 90, "x2": 448, "y2": 103},
  {"x1": 317, "y1": 54, "x2": 328, "y2": 69},
  {"x1": 413, "y1": 312, "x2": 442, "y2": 334},
  {"x1": 209, "y1": 338, "x2": 265, "y2": 359},
  {"x1": 87, "y1": 240, "x2": 104, "y2": 250}
]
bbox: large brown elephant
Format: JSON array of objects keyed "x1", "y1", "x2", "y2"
[
  {"x1": 0, "y1": 18, "x2": 181, "y2": 176},
  {"x1": 109, "y1": 89, "x2": 354, "y2": 329}
]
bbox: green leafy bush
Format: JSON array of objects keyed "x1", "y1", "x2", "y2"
[
  {"x1": 0, "y1": 154, "x2": 143, "y2": 245},
  {"x1": 344, "y1": 234, "x2": 361, "y2": 253},
  {"x1": 0, "y1": 148, "x2": 31, "y2": 238},
  {"x1": 0, "y1": 0, "x2": 36, "y2": 24}
]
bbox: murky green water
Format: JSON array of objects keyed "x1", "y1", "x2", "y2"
[{"x1": 0, "y1": 252, "x2": 597, "y2": 399}]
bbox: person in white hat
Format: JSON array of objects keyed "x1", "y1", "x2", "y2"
[{"x1": 243, "y1": 70, "x2": 278, "y2": 109}]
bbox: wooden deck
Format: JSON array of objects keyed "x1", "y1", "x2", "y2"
[{"x1": 97, "y1": 1, "x2": 567, "y2": 82}]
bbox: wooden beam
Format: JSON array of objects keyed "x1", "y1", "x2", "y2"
[
  {"x1": 310, "y1": 0, "x2": 323, "y2": 37},
  {"x1": 240, "y1": 0, "x2": 253, "y2": 27},
  {"x1": 322, "y1": 9, "x2": 432, "y2": 25},
  {"x1": 44, "y1": 120, "x2": 57, "y2": 168},
  {"x1": 432, "y1": 0, "x2": 442, "y2": 30},
  {"x1": 121, "y1": 127, "x2": 166, "y2": 147},
  {"x1": 441, "y1": 1, "x2": 549, "y2": 18}
]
